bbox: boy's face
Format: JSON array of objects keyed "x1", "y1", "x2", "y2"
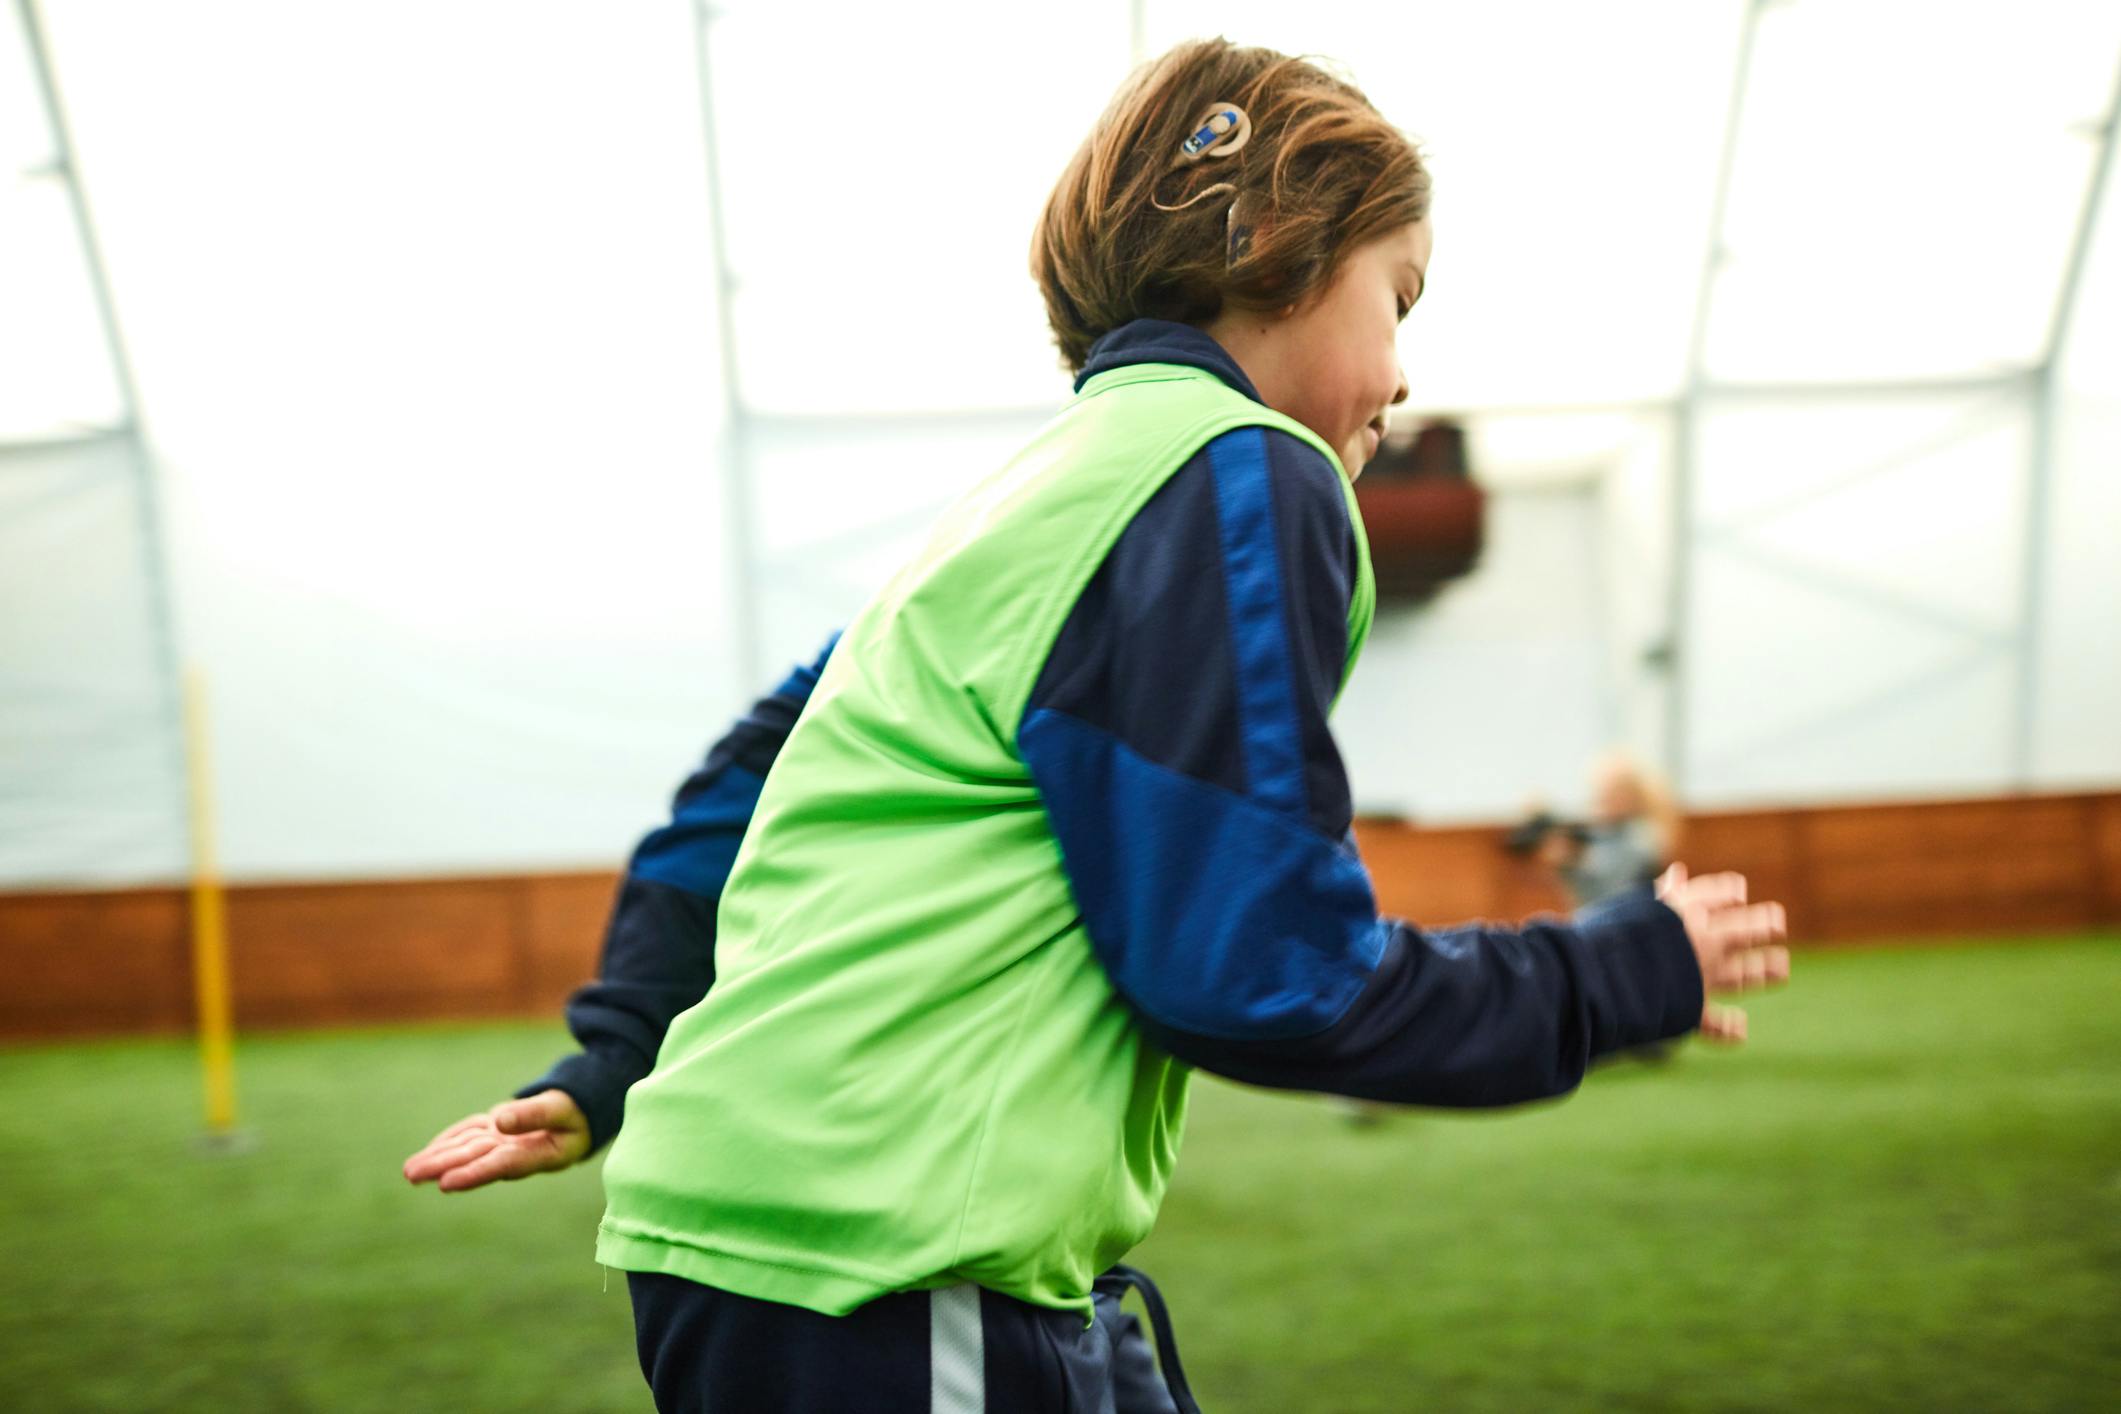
[{"x1": 1208, "y1": 219, "x2": 1430, "y2": 478}]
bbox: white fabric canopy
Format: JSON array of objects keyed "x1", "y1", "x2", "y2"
[{"x1": 3, "y1": 0, "x2": 2116, "y2": 884}]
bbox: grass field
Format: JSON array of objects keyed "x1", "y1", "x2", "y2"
[{"x1": 5, "y1": 935, "x2": 2117, "y2": 1412}]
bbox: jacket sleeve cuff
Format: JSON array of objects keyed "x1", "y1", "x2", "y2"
[{"x1": 1573, "y1": 886, "x2": 1704, "y2": 1050}]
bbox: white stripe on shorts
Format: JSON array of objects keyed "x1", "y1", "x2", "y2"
[{"x1": 929, "y1": 1283, "x2": 985, "y2": 1413}]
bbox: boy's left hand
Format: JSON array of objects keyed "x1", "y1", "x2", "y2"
[{"x1": 401, "y1": 1089, "x2": 592, "y2": 1193}]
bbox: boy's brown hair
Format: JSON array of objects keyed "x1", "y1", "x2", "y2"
[{"x1": 1032, "y1": 38, "x2": 1431, "y2": 373}]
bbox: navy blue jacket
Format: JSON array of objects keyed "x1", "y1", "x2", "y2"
[
  {"x1": 516, "y1": 643, "x2": 833, "y2": 1150},
  {"x1": 523, "y1": 321, "x2": 1701, "y2": 1149}
]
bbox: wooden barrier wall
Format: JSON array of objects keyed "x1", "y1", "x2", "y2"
[
  {"x1": 1362, "y1": 792, "x2": 2121, "y2": 942},
  {"x1": 0, "y1": 874, "x2": 618, "y2": 1041},
  {"x1": 2, "y1": 792, "x2": 2116, "y2": 1042}
]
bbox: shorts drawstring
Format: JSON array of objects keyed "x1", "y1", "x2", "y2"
[{"x1": 1097, "y1": 1264, "x2": 1202, "y2": 1414}]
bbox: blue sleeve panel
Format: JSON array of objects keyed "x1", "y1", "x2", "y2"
[
  {"x1": 1020, "y1": 429, "x2": 1702, "y2": 1105},
  {"x1": 517, "y1": 635, "x2": 836, "y2": 1149},
  {"x1": 1027, "y1": 427, "x2": 1354, "y2": 837}
]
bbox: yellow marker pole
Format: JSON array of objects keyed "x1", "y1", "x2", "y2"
[{"x1": 183, "y1": 671, "x2": 238, "y2": 1136}]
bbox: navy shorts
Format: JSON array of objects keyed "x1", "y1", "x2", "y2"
[{"x1": 627, "y1": 1267, "x2": 1191, "y2": 1412}]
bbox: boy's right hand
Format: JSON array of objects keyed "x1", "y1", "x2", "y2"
[
  {"x1": 401, "y1": 1088, "x2": 593, "y2": 1193},
  {"x1": 1655, "y1": 863, "x2": 1790, "y2": 1044}
]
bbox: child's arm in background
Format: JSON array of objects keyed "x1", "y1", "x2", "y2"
[
  {"x1": 1020, "y1": 428, "x2": 1784, "y2": 1106},
  {"x1": 402, "y1": 637, "x2": 837, "y2": 1192}
]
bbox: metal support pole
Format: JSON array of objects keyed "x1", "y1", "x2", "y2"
[
  {"x1": 16, "y1": 0, "x2": 236, "y2": 1135},
  {"x1": 2014, "y1": 51, "x2": 2121, "y2": 782},
  {"x1": 1666, "y1": 0, "x2": 1769, "y2": 796},
  {"x1": 689, "y1": 1, "x2": 764, "y2": 691},
  {"x1": 15, "y1": 0, "x2": 183, "y2": 754}
]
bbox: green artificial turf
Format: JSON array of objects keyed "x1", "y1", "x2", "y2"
[{"x1": 4, "y1": 935, "x2": 2116, "y2": 1412}]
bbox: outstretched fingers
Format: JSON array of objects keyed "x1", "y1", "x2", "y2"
[
  {"x1": 435, "y1": 1132, "x2": 572, "y2": 1193},
  {"x1": 1698, "y1": 1004, "x2": 1749, "y2": 1044},
  {"x1": 404, "y1": 1128, "x2": 501, "y2": 1184},
  {"x1": 1708, "y1": 901, "x2": 1786, "y2": 951},
  {"x1": 1709, "y1": 943, "x2": 1790, "y2": 993},
  {"x1": 404, "y1": 1118, "x2": 482, "y2": 1181},
  {"x1": 1683, "y1": 871, "x2": 1750, "y2": 911}
]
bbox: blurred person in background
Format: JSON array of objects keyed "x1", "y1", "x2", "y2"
[
  {"x1": 1508, "y1": 751, "x2": 1686, "y2": 1062},
  {"x1": 1510, "y1": 751, "x2": 1682, "y2": 910}
]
